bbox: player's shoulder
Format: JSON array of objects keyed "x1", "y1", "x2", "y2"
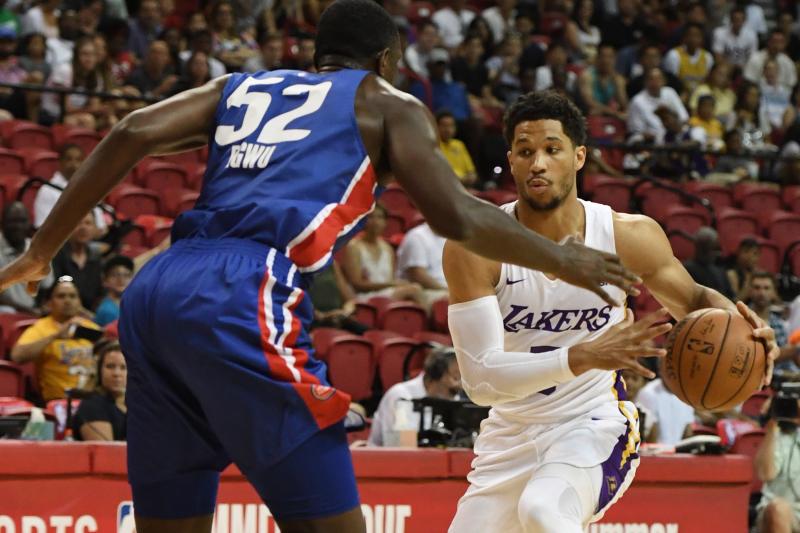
[{"x1": 360, "y1": 72, "x2": 430, "y2": 116}]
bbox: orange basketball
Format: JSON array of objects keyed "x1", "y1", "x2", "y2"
[{"x1": 660, "y1": 308, "x2": 766, "y2": 412}]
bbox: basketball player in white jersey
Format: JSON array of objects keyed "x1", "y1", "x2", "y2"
[{"x1": 444, "y1": 91, "x2": 779, "y2": 533}]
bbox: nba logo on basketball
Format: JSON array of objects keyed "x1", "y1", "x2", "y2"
[{"x1": 117, "y1": 501, "x2": 136, "y2": 533}]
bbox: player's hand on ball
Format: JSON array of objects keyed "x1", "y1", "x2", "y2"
[
  {"x1": 568, "y1": 308, "x2": 672, "y2": 378},
  {"x1": 735, "y1": 300, "x2": 778, "y2": 387},
  {"x1": 0, "y1": 251, "x2": 51, "y2": 296},
  {"x1": 556, "y1": 236, "x2": 641, "y2": 307}
]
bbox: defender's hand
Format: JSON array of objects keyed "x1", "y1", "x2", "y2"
[{"x1": 556, "y1": 236, "x2": 641, "y2": 307}]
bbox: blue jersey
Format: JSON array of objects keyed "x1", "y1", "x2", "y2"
[{"x1": 172, "y1": 69, "x2": 379, "y2": 274}]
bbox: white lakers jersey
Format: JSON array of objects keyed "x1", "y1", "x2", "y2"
[{"x1": 492, "y1": 198, "x2": 628, "y2": 423}]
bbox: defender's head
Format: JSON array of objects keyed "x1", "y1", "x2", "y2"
[
  {"x1": 314, "y1": 0, "x2": 401, "y2": 82},
  {"x1": 504, "y1": 91, "x2": 587, "y2": 212}
]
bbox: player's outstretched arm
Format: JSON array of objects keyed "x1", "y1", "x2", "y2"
[
  {"x1": 383, "y1": 92, "x2": 639, "y2": 306},
  {"x1": 614, "y1": 213, "x2": 779, "y2": 384},
  {"x1": 0, "y1": 77, "x2": 230, "y2": 292}
]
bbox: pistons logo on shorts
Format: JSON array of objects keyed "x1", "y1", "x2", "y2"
[{"x1": 311, "y1": 384, "x2": 337, "y2": 401}]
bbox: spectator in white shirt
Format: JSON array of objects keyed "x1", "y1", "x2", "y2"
[
  {"x1": 45, "y1": 9, "x2": 79, "y2": 69},
  {"x1": 396, "y1": 223, "x2": 448, "y2": 307},
  {"x1": 368, "y1": 349, "x2": 461, "y2": 446},
  {"x1": 636, "y1": 378, "x2": 695, "y2": 446},
  {"x1": 481, "y1": 0, "x2": 516, "y2": 44},
  {"x1": 432, "y1": 0, "x2": 475, "y2": 49},
  {"x1": 20, "y1": 0, "x2": 60, "y2": 39},
  {"x1": 534, "y1": 42, "x2": 577, "y2": 94},
  {"x1": 712, "y1": 5, "x2": 758, "y2": 69},
  {"x1": 627, "y1": 67, "x2": 689, "y2": 142},
  {"x1": 33, "y1": 144, "x2": 107, "y2": 232},
  {"x1": 744, "y1": 30, "x2": 798, "y2": 93},
  {"x1": 760, "y1": 59, "x2": 791, "y2": 132},
  {"x1": 405, "y1": 19, "x2": 440, "y2": 79}
]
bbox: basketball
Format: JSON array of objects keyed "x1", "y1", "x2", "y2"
[{"x1": 661, "y1": 308, "x2": 766, "y2": 412}]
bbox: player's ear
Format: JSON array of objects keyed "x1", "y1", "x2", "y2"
[
  {"x1": 376, "y1": 48, "x2": 392, "y2": 78},
  {"x1": 574, "y1": 145, "x2": 587, "y2": 171}
]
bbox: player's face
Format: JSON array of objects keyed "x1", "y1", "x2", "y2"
[
  {"x1": 101, "y1": 350, "x2": 127, "y2": 396},
  {"x1": 507, "y1": 119, "x2": 585, "y2": 212}
]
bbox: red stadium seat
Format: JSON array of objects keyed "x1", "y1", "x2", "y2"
[
  {"x1": 729, "y1": 429, "x2": 766, "y2": 492},
  {"x1": 186, "y1": 164, "x2": 206, "y2": 191},
  {"x1": 682, "y1": 182, "x2": 734, "y2": 213},
  {"x1": 0, "y1": 174, "x2": 29, "y2": 205},
  {"x1": 0, "y1": 148, "x2": 25, "y2": 175},
  {"x1": 364, "y1": 330, "x2": 417, "y2": 390},
  {"x1": 0, "y1": 396, "x2": 33, "y2": 415},
  {"x1": 353, "y1": 302, "x2": 379, "y2": 329},
  {"x1": 732, "y1": 182, "x2": 778, "y2": 204},
  {"x1": 412, "y1": 331, "x2": 452, "y2": 346},
  {"x1": 383, "y1": 213, "x2": 406, "y2": 238},
  {"x1": 140, "y1": 162, "x2": 189, "y2": 196},
  {"x1": 380, "y1": 184, "x2": 415, "y2": 215},
  {"x1": 581, "y1": 173, "x2": 617, "y2": 196},
  {"x1": 109, "y1": 185, "x2": 161, "y2": 219},
  {"x1": 310, "y1": 327, "x2": 350, "y2": 361},
  {"x1": 782, "y1": 185, "x2": 800, "y2": 210},
  {"x1": 431, "y1": 297, "x2": 449, "y2": 333},
  {"x1": 662, "y1": 205, "x2": 711, "y2": 234},
  {"x1": 402, "y1": 209, "x2": 424, "y2": 232},
  {"x1": 634, "y1": 286, "x2": 660, "y2": 314},
  {"x1": 46, "y1": 398, "x2": 81, "y2": 440},
  {"x1": 6, "y1": 122, "x2": 53, "y2": 150},
  {"x1": 121, "y1": 224, "x2": 147, "y2": 247},
  {"x1": 325, "y1": 336, "x2": 375, "y2": 401},
  {"x1": 0, "y1": 361, "x2": 23, "y2": 397},
  {"x1": 62, "y1": 128, "x2": 101, "y2": 154},
  {"x1": 0, "y1": 313, "x2": 36, "y2": 357},
  {"x1": 716, "y1": 208, "x2": 759, "y2": 256},
  {"x1": 539, "y1": 11, "x2": 568, "y2": 37},
  {"x1": 590, "y1": 177, "x2": 632, "y2": 213},
  {"x1": 476, "y1": 189, "x2": 517, "y2": 206},
  {"x1": 146, "y1": 222, "x2": 172, "y2": 247},
  {"x1": 766, "y1": 211, "x2": 800, "y2": 256},
  {"x1": 379, "y1": 302, "x2": 427, "y2": 336},
  {"x1": 755, "y1": 238, "x2": 781, "y2": 273},
  {"x1": 740, "y1": 190, "x2": 783, "y2": 228},
  {"x1": 637, "y1": 185, "x2": 684, "y2": 222},
  {"x1": 407, "y1": 1, "x2": 434, "y2": 23},
  {"x1": 157, "y1": 149, "x2": 204, "y2": 167},
  {"x1": 21, "y1": 149, "x2": 58, "y2": 179},
  {"x1": 161, "y1": 188, "x2": 199, "y2": 218},
  {"x1": 741, "y1": 390, "x2": 771, "y2": 419},
  {"x1": 667, "y1": 231, "x2": 695, "y2": 261}
]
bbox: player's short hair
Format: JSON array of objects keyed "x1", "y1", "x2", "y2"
[
  {"x1": 314, "y1": 0, "x2": 400, "y2": 67},
  {"x1": 503, "y1": 90, "x2": 587, "y2": 148}
]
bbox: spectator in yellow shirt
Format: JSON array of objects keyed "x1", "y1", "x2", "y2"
[
  {"x1": 437, "y1": 110, "x2": 478, "y2": 187},
  {"x1": 11, "y1": 276, "x2": 101, "y2": 401},
  {"x1": 688, "y1": 94, "x2": 725, "y2": 151}
]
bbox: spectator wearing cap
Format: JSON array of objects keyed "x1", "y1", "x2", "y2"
[
  {"x1": 0, "y1": 202, "x2": 53, "y2": 315},
  {"x1": 432, "y1": 0, "x2": 475, "y2": 49},
  {"x1": 71, "y1": 340, "x2": 127, "y2": 441},
  {"x1": 52, "y1": 212, "x2": 104, "y2": 312},
  {"x1": 410, "y1": 48, "x2": 471, "y2": 122},
  {"x1": 127, "y1": 0, "x2": 163, "y2": 60},
  {"x1": 405, "y1": 19, "x2": 440, "y2": 79},
  {"x1": 34, "y1": 144, "x2": 107, "y2": 232},
  {"x1": 744, "y1": 30, "x2": 797, "y2": 93},
  {"x1": 93, "y1": 256, "x2": 133, "y2": 327},
  {"x1": 11, "y1": 277, "x2": 100, "y2": 401},
  {"x1": 436, "y1": 110, "x2": 476, "y2": 187}
]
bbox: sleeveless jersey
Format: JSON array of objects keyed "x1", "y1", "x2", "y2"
[
  {"x1": 493, "y1": 199, "x2": 628, "y2": 423},
  {"x1": 676, "y1": 46, "x2": 711, "y2": 93},
  {"x1": 172, "y1": 69, "x2": 379, "y2": 274}
]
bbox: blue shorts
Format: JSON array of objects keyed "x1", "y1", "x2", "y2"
[{"x1": 118, "y1": 238, "x2": 358, "y2": 520}]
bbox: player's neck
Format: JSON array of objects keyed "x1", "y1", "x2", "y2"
[{"x1": 515, "y1": 196, "x2": 585, "y2": 243}]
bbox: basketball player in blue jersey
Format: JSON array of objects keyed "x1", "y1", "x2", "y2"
[
  {"x1": 443, "y1": 91, "x2": 780, "y2": 533},
  {"x1": 0, "y1": 3, "x2": 644, "y2": 532}
]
